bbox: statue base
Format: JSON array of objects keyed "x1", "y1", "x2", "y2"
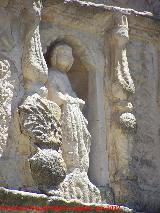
[{"x1": 0, "y1": 187, "x2": 134, "y2": 213}]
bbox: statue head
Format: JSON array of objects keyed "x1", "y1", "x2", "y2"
[
  {"x1": 113, "y1": 15, "x2": 129, "y2": 46},
  {"x1": 50, "y1": 43, "x2": 74, "y2": 72}
]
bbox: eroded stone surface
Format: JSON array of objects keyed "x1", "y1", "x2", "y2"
[
  {"x1": 0, "y1": 0, "x2": 160, "y2": 213},
  {"x1": 0, "y1": 187, "x2": 134, "y2": 213},
  {"x1": 0, "y1": 59, "x2": 17, "y2": 156},
  {"x1": 19, "y1": 94, "x2": 62, "y2": 149},
  {"x1": 60, "y1": 169, "x2": 101, "y2": 203},
  {"x1": 29, "y1": 149, "x2": 66, "y2": 191},
  {"x1": 18, "y1": 93, "x2": 67, "y2": 195},
  {"x1": 46, "y1": 43, "x2": 101, "y2": 202}
]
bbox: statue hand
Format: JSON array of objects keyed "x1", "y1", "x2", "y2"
[
  {"x1": 64, "y1": 95, "x2": 85, "y2": 109},
  {"x1": 77, "y1": 98, "x2": 85, "y2": 110},
  {"x1": 77, "y1": 98, "x2": 85, "y2": 105}
]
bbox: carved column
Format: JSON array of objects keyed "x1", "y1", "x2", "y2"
[
  {"x1": 22, "y1": 1, "x2": 48, "y2": 97},
  {"x1": 112, "y1": 15, "x2": 135, "y2": 94},
  {"x1": 18, "y1": 0, "x2": 67, "y2": 193},
  {"x1": 107, "y1": 14, "x2": 136, "y2": 203}
]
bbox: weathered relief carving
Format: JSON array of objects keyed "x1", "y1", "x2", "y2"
[
  {"x1": 22, "y1": 25, "x2": 48, "y2": 97},
  {"x1": 19, "y1": 95, "x2": 62, "y2": 150},
  {"x1": 119, "y1": 113, "x2": 136, "y2": 129},
  {"x1": 111, "y1": 15, "x2": 135, "y2": 97},
  {"x1": 18, "y1": 1, "x2": 66, "y2": 195},
  {"x1": 47, "y1": 44, "x2": 90, "y2": 173},
  {"x1": 19, "y1": 94, "x2": 66, "y2": 194},
  {"x1": 47, "y1": 43, "x2": 101, "y2": 202},
  {"x1": 0, "y1": 59, "x2": 15, "y2": 156},
  {"x1": 0, "y1": 4, "x2": 18, "y2": 159},
  {"x1": 1, "y1": 0, "x2": 160, "y2": 212},
  {"x1": 109, "y1": 14, "x2": 136, "y2": 129},
  {"x1": 107, "y1": 14, "x2": 137, "y2": 203}
]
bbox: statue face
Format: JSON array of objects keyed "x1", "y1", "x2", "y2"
[{"x1": 50, "y1": 44, "x2": 74, "y2": 72}]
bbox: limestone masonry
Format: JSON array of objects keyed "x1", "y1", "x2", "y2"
[{"x1": 0, "y1": 0, "x2": 160, "y2": 213}]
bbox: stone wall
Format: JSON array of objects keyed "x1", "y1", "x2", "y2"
[
  {"x1": 0, "y1": 0, "x2": 160, "y2": 212},
  {"x1": 41, "y1": 1, "x2": 160, "y2": 212}
]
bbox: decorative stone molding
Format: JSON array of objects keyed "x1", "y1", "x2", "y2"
[
  {"x1": 22, "y1": 26, "x2": 48, "y2": 97},
  {"x1": 106, "y1": 14, "x2": 137, "y2": 206},
  {"x1": 109, "y1": 14, "x2": 136, "y2": 129},
  {"x1": 18, "y1": 1, "x2": 67, "y2": 195}
]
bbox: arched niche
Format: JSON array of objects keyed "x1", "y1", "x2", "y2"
[
  {"x1": 44, "y1": 36, "x2": 96, "y2": 117},
  {"x1": 43, "y1": 35, "x2": 108, "y2": 189}
]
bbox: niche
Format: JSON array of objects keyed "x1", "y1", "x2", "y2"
[{"x1": 44, "y1": 40, "x2": 89, "y2": 117}]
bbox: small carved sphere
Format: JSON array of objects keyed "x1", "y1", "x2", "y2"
[
  {"x1": 120, "y1": 112, "x2": 136, "y2": 129},
  {"x1": 50, "y1": 44, "x2": 74, "y2": 72}
]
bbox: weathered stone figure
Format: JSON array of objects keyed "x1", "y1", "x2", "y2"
[
  {"x1": 107, "y1": 14, "x2": 136, "y2": 205},
  {"x1": 47, "y1": 43, "x2": 90, "y2": 173},
  {"x1": 47, "y1": 43, "x2": 101, "y2": 203},
  {"x1": 19, "y1": 95, "x2": 67, "y2": 195},
  {"x1": 18, "y1": 1, "x2": 67, "y2": 195}
]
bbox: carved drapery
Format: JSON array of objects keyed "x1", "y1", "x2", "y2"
[
  {"x1": 22, "y1": 25, "x2": 48, "y2": 97},
  {"x1": 18, "y1": 1, "x2": 66, "y2": 194},
  {"x1": 107, "y1": 14, "x2": 136, "y2": 204},
  {"x1": 112, "y1": 15, "x2": 135, "y2": 94},
  {"x1": 109, "y1": 14, "x2": 136, "y2": 130}
]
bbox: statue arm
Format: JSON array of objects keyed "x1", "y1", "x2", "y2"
[
  {"x1": 48, "y1": 83, "x2": 85, "y2": 108},
  {"x1": 62, "y1": 74, "x2": 85, "y2": 107},
  {"x1": 47, "y1": 70, "x2": 85, "y2": 107},
  {"x1": 47, "y1": 83, "x2": 67, "y2": 106}
]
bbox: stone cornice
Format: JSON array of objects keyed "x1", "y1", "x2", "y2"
[
  {"x1": 42, "y1": 0, "x2": 160, "y2": 41},
  {"x1": 63, "y1": 0, "x2": 159, "y2": 20}
]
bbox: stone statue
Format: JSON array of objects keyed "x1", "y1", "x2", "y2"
[
  {"x1": 47, "y1": 43, "x2": 91, "y2": 173},
  {"x1": 18, "y1": 1, "x2": 67, "y2": 195},
  {"x1": 111, "y1": 14, "x2": 136, "y2": 129},
  {"x1": 47, "y1": 43, "x2": 101, "y2": 203},
  {"x1": 19, "y1": 94, "x2": 67, "y2": 195},
  {"x1": 107, "y1": 14, "x2": 136, "y2": 205}
]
